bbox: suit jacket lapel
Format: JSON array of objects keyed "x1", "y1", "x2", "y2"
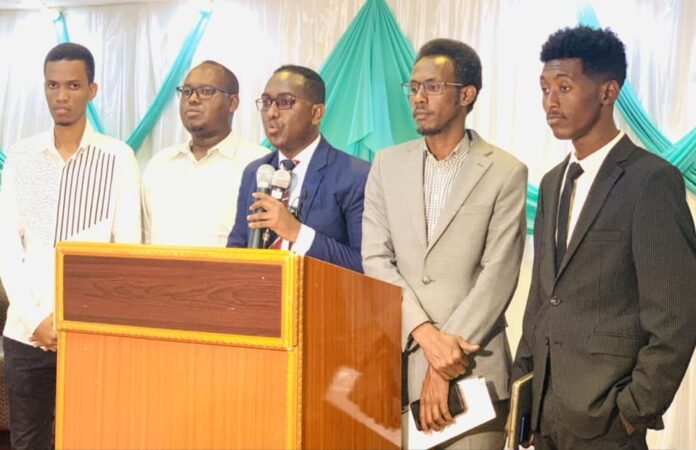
[
  {"x1": 426, "y1": 141, "x2": 492, "y2": 252},
  {"x1": 556, "y1": 137, "x2": 633, "y2": 279},
  {"x1": 543, "y1": 158, "x2": 567, "y2": 286},
  {"x1": 298, "y1": 138, "x2": 328, "y2": 222},
  {"x1": 402, "y1": 141, "x2": 428, "y2": 251}
]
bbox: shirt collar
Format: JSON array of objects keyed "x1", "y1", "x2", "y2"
[
  {"x1": 278, "y1": 134, "x2": 321, "y2": 168},
  {"x1": 569, "y1": 131, "x2": 624, "y2": 173},
  {"x1": 423, "y1": 131, "x2": 472, "y2": 162},
  {"x1": 171, "y1": 131, "x2": 241, "y2": 160},
  {"x1": 38, "y1": 122, "x2": 97, "y2": 158}
]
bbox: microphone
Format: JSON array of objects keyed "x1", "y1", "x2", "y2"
[
  {"x1": 262, "y1": 169, "x2": 292, "y2": 248},
  {"x1": 248, "y1": 164, "x2": 275, "y2": 249}
]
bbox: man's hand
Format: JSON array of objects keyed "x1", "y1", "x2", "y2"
[
  {"x1": 411, "y1": 323, "x2": 479, "y2": 380},
  {"x1": 248, "y1": 192, "x2": 301, "y2": 243},
  {"x1": 418, "y1": 366, "x2": 454, "y2": 433},
  {"x1": 620, "y1": 412, "x2": 636, "y2": 436},
  {"x1": 29, "y1": 314, "x2": 57, "y2": 352}
]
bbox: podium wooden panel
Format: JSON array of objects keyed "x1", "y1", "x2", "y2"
[{"x1": 55, "y1": 243, "x2": 401, "y2": 449}]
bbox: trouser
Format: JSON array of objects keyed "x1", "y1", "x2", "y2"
[
  {"x1": 537, "y1": 356, "x2": 648, "y2": 450},
  {"x1": 3, "y1": 337, "x2": 56, "y2": 450}
]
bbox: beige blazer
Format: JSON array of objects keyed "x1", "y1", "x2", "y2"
[{"x1": 362, "y1": 131, "x2": 527, "y2": 401}]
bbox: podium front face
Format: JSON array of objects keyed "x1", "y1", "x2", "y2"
[{"x1": 55, "y1": 243, "x2": 401, "y2": 449}]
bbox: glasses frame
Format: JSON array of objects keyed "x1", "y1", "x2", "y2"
[
  {"x1": 176, "y1": 85, "x2": 237, "y2": 100},
  {"x1": 255, "y1": 94, "x2": 302, "y2": 111},
  {"x1": 401, "y1": 81, "x2": 465, "y2": 96}
]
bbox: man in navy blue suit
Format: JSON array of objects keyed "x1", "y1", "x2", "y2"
[{"x1": 227, "y1": 65, "x2": 369, "y2": 272}]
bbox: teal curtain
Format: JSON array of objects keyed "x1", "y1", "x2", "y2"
[
  {"x1": 52, "y1": 10, "x2": 212, "y2": 152},
  {"x1": 0, "y1": 149, "x2": 5, "y2": 185},
  {"x1": 53, "y1": 11, "x2": 105, "y2": 134},
  {"x1": 577, "y1": 5, "x2": 696, "y2": 193},
  {"x1": 126, "y1": 10, "x2": 211, "y2": 152},
  {"x1": 319, "y1": 0, "x2": 419, "y2": 162}
]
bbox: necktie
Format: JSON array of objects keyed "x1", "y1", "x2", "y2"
[
  {"x1": 271, "y1": 159, "x2": 299, "y2": 249},
  {"x1": 555, "y1": 162, "x2": 584, "y2": 272}
]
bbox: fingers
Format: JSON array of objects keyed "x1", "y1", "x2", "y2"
[{"x1": 456, "y1": 337, "x2": 480, "y2": 355}]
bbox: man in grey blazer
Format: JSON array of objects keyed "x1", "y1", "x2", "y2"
[
  {"x1": 362, "y1": 39, "x2": 527, "y2": 448},
  {"x1": 512, "y1": 26, "x2": 696, "y2": 450}
]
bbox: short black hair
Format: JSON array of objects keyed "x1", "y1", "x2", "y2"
[
  {"x1": 416, "y1": 38, "x2": 482, "y2": 112},
  {"x1": 274, "y1": 64, "x2": 325, "y2": 104},
  {"x1": 199, "y1": 60, "x2": 239, "y2": 94},
  {"x1": 44, "y1": 42, "x2": 95, "y2": 84},
  {"x1": 541, "y1": 26, "x2": 627, "y2": 87}
]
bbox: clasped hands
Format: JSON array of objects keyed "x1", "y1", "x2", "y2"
[
  {"x1": 411, "y1": 323, "x2": 479, "y2": 433},
  {"x1": 247, "y1": 192, "x2": 301, "y2": 243},
  {"x1": 29, "y1": 314, "x2": 57, "y2": 352}
]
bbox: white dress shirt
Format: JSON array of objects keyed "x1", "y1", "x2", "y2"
[
  {"x1": 277, "y1": 134, "x2": 321, "y2": 254},
  {"x1": 141, "y1": 132, "x2": 268, "y2": 247},
  {"x1": 0, "y1": 126, "x2": 141, "y2": 345},
  {"x1": 560, "y1": 131, "x2": 625, "y2": 244}
]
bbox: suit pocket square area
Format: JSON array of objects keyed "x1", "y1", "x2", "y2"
[{"x1": 587, "y1": 334, "x2": 644, "y2": 357}]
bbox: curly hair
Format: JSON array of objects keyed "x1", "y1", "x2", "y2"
[
  {"x1": 416, "y1": 38, "x2": 482, "y2": 112},
  {"x1": 541, "y1": 26, "x2": 627, "y2": 87},
  {"x1": 44, "y1": 42, "x2": 95, "y2": 84}
]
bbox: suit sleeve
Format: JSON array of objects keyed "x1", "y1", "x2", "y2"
[
  {"x1": 362, "y1": 152, "x2": 431, "y2": 348},
  {"x1": 439, "y1": 163, "x2": 527, "y2": 345},
  {"x1": 512, "y1": 181, "x2": 545, "y2": 381},
  {"x1": 0, "y1": 150, "x2": 46, "y2": 334},
  {"x1": 616, "y1": 165, "x2": 696, "y2": 428},
  {"x1": 227, "y1": 165, "x2": 254, "y2": 248},
  {"x1": 305, "y1": 164, "x2": 367, "y2": 273}
]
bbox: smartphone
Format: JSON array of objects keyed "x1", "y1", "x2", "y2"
[{"x1": 411, "y1": 382, "x2": 467, "y2": 431}]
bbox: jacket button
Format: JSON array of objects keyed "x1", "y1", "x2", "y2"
[
  {"x1": 550, "y1": 297, "x2": 561, "y2": 306},
  {"x1": 422, "y1": 276, "x2": 432, "y2": 285}
]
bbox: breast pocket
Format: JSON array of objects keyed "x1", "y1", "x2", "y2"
[{"x1": 585, "y1": 230, "x2": 624, "y2": 241}]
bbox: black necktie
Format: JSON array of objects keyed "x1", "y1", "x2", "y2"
[{"x1": 555, "y1": 162, "x2": 584, "y2": 272}]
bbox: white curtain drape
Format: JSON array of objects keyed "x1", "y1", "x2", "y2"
[{"x1": 0, "y1": 1, "x2": 694, "y2": 447}]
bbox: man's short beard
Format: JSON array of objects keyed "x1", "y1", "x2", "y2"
[{"x1": 417, "y1": 127, "x2": 442, "y2": 136}]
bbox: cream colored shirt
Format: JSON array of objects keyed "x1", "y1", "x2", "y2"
[
  {"x1": 142, "y1": 132, "x2": 268, "y2": 247},
  {"x1": 0, "y1": 126, "x2": 141, "y2": 345}
]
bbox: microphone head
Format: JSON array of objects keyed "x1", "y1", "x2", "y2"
[
  {"x1": 271, "y1": 169, "x2": 292, "y2": 190},
  {"x1": 256, "y1": 164, "x2": 275, "y2": 189}
]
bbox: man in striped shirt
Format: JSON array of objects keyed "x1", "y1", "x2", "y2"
[{"x1": 0, "y1": 43, "x2": 140, "y2": 450}]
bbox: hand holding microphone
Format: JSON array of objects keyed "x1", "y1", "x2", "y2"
[
  {"x1": 248, "y1": 167, "x2": 301, "y2": 246},
  {"x1": 247, "y1": 164, "x2": 275, "y2": 249}
]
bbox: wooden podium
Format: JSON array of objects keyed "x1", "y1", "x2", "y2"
[{"x1": 54, "y1": 243, "x2": 401, "y2": 449}]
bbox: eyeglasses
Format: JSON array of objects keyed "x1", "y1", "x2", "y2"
[
  {"x1": 255, "y1": 94, "x2": 300, "y2": 111},
  {"x1": 176, "y1": 85, "x2": 237, "y2": 99},
  {"x1": 401, "y1": 81, "x2": 465, "y2": 96}
]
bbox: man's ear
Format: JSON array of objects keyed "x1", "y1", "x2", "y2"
[
  {"x1": 228, "y1": 94, "x2": 240, "y2": 113},
  {"x1": 89, "y1": 82, "x2": 98, "y2": 101},
  {"x1": 601, "y1": 80, "x2": 620, "y2": 105},
  {"x1": 311, "y1": 103, "x2": 325, "y2": 126},
  {"x1": 460, "y1": 85, "x2": 477, "y2": 108}
]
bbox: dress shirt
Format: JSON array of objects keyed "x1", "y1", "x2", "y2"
[
  {"x1": 423, "y1": 133, "x2": 471, "y2": 243},
  {"x1": 0, "y1": 126, "x2": 141, "y2": 345},
  {"x1": 559, "y1": 131, "x2": 625, "y2": 245},
  {"x1": 142, "y1": 132, "x2": 268, "y2": 247},
  {"x1": 277, "y1": 134, "x2": 321, "y2": 254}
]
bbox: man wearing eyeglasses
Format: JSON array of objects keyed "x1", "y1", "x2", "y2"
[
  {"x1": 362, "y1": 39, "x2": 528, "y2": 448},
  {"x1": 226, "y1": 65, "x2": 370, "y2": 272},
  {"x1": 141, "y1": 60, "x2": 267, "y2": 247}
]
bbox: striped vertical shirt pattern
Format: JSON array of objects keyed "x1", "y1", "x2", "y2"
[
  {"x1": 0, "y1": 126, "x2": 141, "y2": 345},
  {"x1": 423, "y1": 135, "x2": 471, "y2": 243}
]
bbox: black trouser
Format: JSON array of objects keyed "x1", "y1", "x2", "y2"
[
  {"x1": 3, "y1": 337, "x2": 56, "y2": 450},
  {"x1": 537, "y1": 356, "x2": 648, "y2": 450}
]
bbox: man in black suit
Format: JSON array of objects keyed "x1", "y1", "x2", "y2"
[{"x1": 513, "y1": 26, "x2": 696, "y2": 450}]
